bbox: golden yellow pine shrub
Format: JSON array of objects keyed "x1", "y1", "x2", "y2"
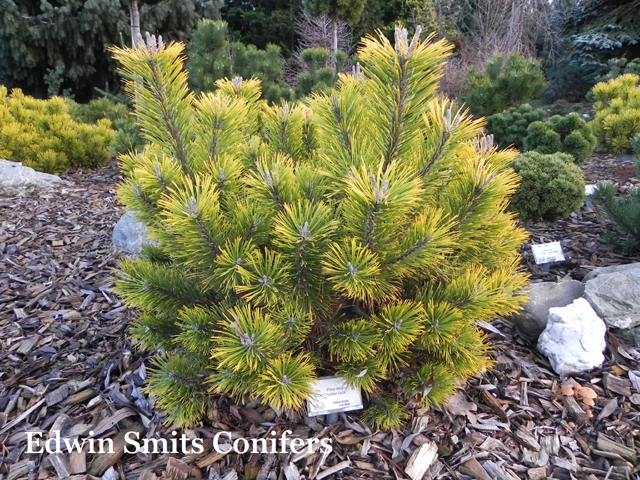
[{"x1": 112, "y1": 29, "x2": 529, "y2": 430}]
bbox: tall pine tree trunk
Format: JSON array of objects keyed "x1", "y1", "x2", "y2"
[
  {"x1": 130, "y1": 0, "x2": 141, "y2": 47},
  {"x1": 330, "y1": 19, "x2": 338, "y2": 71}
]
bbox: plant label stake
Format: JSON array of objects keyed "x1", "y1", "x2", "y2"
[
  {"x1": 307, "y1": 376, "x2": 363, "y2": 417},
  {"x1": 531, "y1": 242, "x2": 565, "y2": 273},
  {"x1": 585, "y1": 185, "x2": 596, "y2": 208}
]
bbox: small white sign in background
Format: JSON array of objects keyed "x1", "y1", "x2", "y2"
[
  {"x1": 307, "y1": 376, "x2": 363, "y2": 417},
  {"x1": 585, "y1": 185, "x2": 597, "y2": 207},
  {"x1": 531, "y1": 242, "x2": 565, "y2": 265}
]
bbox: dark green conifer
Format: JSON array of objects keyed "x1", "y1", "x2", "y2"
[
  {"x1": 187, "y1": 20, "x2": 293, "y2": 103},
  {"x1": 0, "y1": 0, "x2": 221, "y2": 100}
]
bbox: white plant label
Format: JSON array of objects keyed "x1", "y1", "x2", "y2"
[
  {"x1": 307, "y1": 376, "x2": 363, "y2": 417},
  {"x1": 585, "y1": 184, "x2": 597, "y2": 196},
  {"x1": 531, "y1": 242, "x2": 565, "y2": 265}
]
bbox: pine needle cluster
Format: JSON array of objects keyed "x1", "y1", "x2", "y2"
[{"x1": 111, "y1": 29, "x2": 528, "y2": 429}]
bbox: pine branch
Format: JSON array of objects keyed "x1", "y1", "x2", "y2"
[
  {"x1": 420, "y1": 132, "x2": 450, "y2": 178},
  {"x1": 212, "y1": 306, "x2": 282, "y2": 372},
  {"x1": 382, "y1": 55, "x2": 410, "y2": 169},
  {"x1": 302, "y1": 111, "x2": 315, "y2": 159},
  {"x1": 262, "y1": 170, "x2": 286, "y2": 209},
  {"x1": 144, "y1": 56, "x2": 191, "y2": 176},
  {"x1": 146, "y1": 352, "x2": 212, "y2": 428},
  {"x1": 153, "y1": 162, "x2": 170, "y2": 194},
  {"x1": 386, "y1": 234, "x2": 433, "y2": 266},
  {"x1": 131, "y1": 182, "x2": 162, "y2": 216},
  {"x1": 242, "y1": 218, "x2": 260, "y2": 242},
  {"x1": 363, "y1": 203, "x2": 380, "y2": 252},
  {"x1": 294, "y1": 240, "x2": 311, "y2": 292},
  {"x1": 116, "y1": 260, "x2": 211, "y2": 315},
  {"x1": 329, "y1": 95, "x2": 355, "y2": 161},
  {"x1": 454, "y1": 174, "x2": 495, "y2": 228},
  {"x1": 277, "y1": 107, "x2": 292, "y2": 158},
  {"x1": 207, "y1": 112, "x2": 224, "y2": 160},
  {"x1": 142, "y1": 281, "x2": 205, "y2": 307},
  {"x1": 110, "y1": 38, "x2": 194, "y2": 177},
  {"x1": 190, "y1": 211, "x2": 222, "y2": 259}
]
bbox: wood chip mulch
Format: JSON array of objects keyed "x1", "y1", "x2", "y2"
[{"x1": 1, "y1": 157, "x2": 640, "y2": 480}]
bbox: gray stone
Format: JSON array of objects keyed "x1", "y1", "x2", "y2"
[
  {"x1": 0, "y1": 159, "x2": 62, "y2": 197},
  {"x1": 537, "y1": 298, "x2": 606, "y2": 375},
  {"x1": 584, "y1": 267, "x2": 640, "y2": 330},
  {"x1": 112, "y1": 210, "x2": 152, "y2": 254},
  {"x1": 614, "y1": 326, "x2": 640, "y2": 347},
  {"x1": 510, "y1": 280, "x2": 585, "y2": 340},
  {"x1": 582, "y1": 262, "x2": 640, "y2": 282}
]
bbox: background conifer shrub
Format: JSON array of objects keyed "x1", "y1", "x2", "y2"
[
  {"x1": 0, "y1": 87, "x2": 113, "y2": 173},
  {"x1": 187, "y1": 19, "x2": 293, "y2": 104},
  {"x1": 487, "y1": 106, "x2": 596, "y2": 164},
  {"x1": 486, "y1": 104, "x2": 545, "y2": 151},
  {"x1": 111, "y1": 30, "x2": 529, "y2": 429},
  {"x1": 591, "y1": 73, "x2": 640, "y2": 153},
  {"x1": 187, "y1": 19, "x2": 346, "y2": 102},
  {"x1": 510, "y1": 151, "x2": 585, "y2": 222},
  {"x1": 66, "y1": 96, "x2": 145, "y2": 155},
  {"x1": 461, "y1": 53, "x2": 547, "y2": 117},
  {"x1": 296, "y1": 47, "x2": 346, "y2": 97},
  {"x1": 524, "y1": 113, "x2": 596, "y2": 164},
  {"x1": 598, "y1": 58, "x2": 640, "y2": 83}
]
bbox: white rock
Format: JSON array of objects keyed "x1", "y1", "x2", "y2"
[
  {"x1": 537, "y1": 298, "x2": 606, "y2": 375},
  {"x1": 112, "y1": 210, "x2": 152, "y2": 254},
  {"x1": 0, "y1": 159, "x2": 62, "y2": 197}
]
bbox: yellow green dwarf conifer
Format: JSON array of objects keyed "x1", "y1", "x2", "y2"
[
  {"x1": 591, "y1": 73, "x2": 640, "y2": 153},
  {"x1": 111, "y1": 29, "x2": 528, "y2": 429},
  {"x1": 0, "y1": 87, "x2": 113, "y2": 173}
]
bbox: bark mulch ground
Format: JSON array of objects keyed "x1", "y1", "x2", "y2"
[{"x1": 1, "y1": 156, "x2": 640, "y2": 480}]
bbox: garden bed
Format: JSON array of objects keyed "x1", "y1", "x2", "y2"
[
  {"x1": 524, "y1": 152, "x2": 640, "y2": 282},
  {"x1": 1, "y1": 157, "x2": 640, "y2": 480}
]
